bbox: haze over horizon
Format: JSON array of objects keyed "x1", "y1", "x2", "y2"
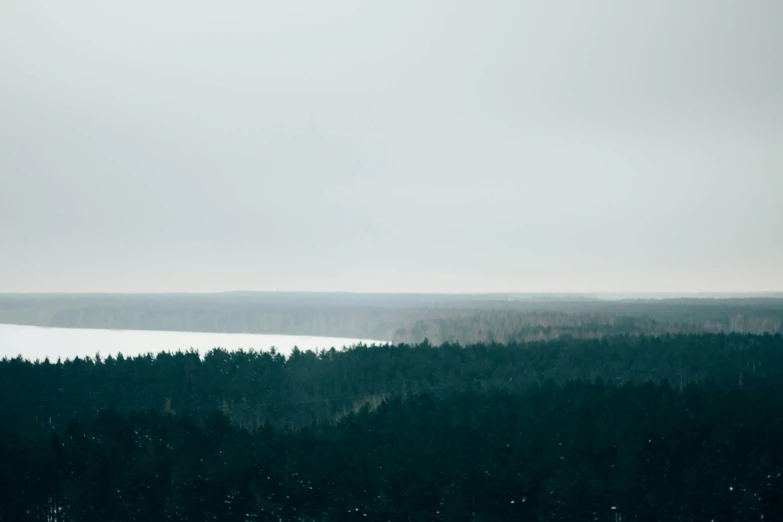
[
  {"x1": 2, "y1": 290, "x2": 782, "y2": 299},
  {"x1": 2, "y1": 0, "x2": 782, "y2": 294}
]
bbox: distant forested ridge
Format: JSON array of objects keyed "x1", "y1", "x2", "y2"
[
  {"x1": 0, "y1": 293, "x2": 781, "y2": 344},
  {"x1": 391, "y1": 308, "x2": 783, "y2": 344},
  {"x1": 3, "y1": 334, "x2": 782, "y2": 432}
]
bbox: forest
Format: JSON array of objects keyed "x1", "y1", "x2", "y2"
[
  {"x1": 1, "y1": 293, "x2": 782, "y2": 344},
  {"x1": 3, "y1": 380, "x2": 783, "y2": 520},
  {"x1": 3, "y1": 332, "x2": 783, "y2": 520},
  {"x1": 3, "y1": 334, "x2": 783, "y2": 432}
]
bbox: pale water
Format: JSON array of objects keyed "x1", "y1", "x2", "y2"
[{"x1": 0, "y1": 323, "x2": 384, "y2": 361}]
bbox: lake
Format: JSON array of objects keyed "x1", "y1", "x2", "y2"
[{"x1": 0, "y1": 323, "x2": 384, "y2": 361}]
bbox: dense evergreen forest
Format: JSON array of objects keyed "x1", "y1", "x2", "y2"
[
  {"x1": 3, "y1": 295, "x2": 783, "y2": 521},
  {"x1": 3, "y1": 334, "x2": 782, "y2": 432},
  {"x1": 3, "y1": 333, "x2": 783, "y2": 520},
  {"x1": 1, "y1": 293, "x2": 782, "y2": 344},
  {"x1": 3, "y1": 383, "x2": 783, "y2": 521}
]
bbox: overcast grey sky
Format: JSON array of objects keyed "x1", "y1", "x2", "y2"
[{"x1": 1, "y1": 0, "x2": 781, "y2": 293}]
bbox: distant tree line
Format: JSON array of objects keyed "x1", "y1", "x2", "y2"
[
  {"x1": 389, "y1": 310, "x2": 780, "y2": 344},
  {"x1": 1, "y1": 294, "x2": 781, "y2": 344}
]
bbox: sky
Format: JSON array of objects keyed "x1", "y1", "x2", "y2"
[{"x1": 1, "y1": 0, "x2": 781, "y2": 294}]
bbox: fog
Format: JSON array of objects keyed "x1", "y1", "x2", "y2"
[
  {"x1": 2, "y1": 0, "x2": 781, "y2": 293},
  {"x1": 0, "y1": 323, "x2": 381, "y2": 362}
]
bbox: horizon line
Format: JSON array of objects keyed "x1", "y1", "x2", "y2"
[{"x1": 1, "y1": 290, "x2": 782, "y2": 297}]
